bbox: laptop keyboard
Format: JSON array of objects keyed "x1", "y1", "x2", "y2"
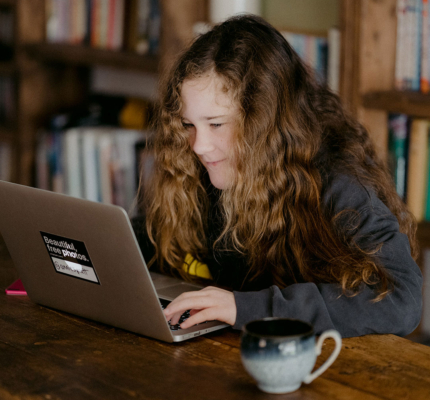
[{"x1": 159, "y1": 298, "x2": 191, "y2": 331}]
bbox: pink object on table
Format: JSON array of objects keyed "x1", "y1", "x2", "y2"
[{"x1": 5, "y1": 279, "x2": 27, "y2": 295}]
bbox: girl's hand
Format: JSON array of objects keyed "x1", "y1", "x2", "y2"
[{"x1": 163, "y1": 286, "x2": 237, "y2": 329}]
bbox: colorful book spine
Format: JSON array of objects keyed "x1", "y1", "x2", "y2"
[
  {"x1": 280, "y1": 31, "x2": 329, "y2": 84},
  {"x1": 90, "y1": 0, "x2": 100, "y2": 47},
  {"x1": 388, "y1": 114, "x2": 409, "y2": 200},
  {"x1": 395, "y1": 0, "x2": 407, "y2": 89},
  {"x1": 36, "y1": 124, "x2": 146, "y2": 211},
  {"x1": 110, "y1": 0, "x2": 125, "y2": 50},
  {"x1": 406, "y1": 119, "x2": 429, "y2": 221},
  {"x1": 421, "y1": 0, "x2": 429, "y2": 93},
  {"x1": 412, "y1": 0, "x2": 422, "y2": 90},
  {"x1": 424, "y1": 130, "x2": 430, "y2": 220},
  {"x1": 148, "y1": 0, "x2": 161, "y2": 54}
]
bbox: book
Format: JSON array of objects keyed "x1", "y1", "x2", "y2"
[
  {"x1": 5, "y1": 279, "x2": 27, "y2": 296},
  {"x1": 98, "y1": 130, "x2": 114, "y2": 204},
  {"x1": 395, "y1": 0, "x2": 422, "y2": 90},
  {"x1": 327, "y1": 27, "x2": 340, "y2": 93},
  {"x1": 388, "y1": 114, "x2": 409, "y2": 200},
  {"x1": 281, "y1": 31, "x2": 328, "y2": 84},
  {"x1": 134, "y1": 0, "x2": 151, "y2": 54},
  {"x1": 81, "y1": 128, "x2": 101, "y2": 202},
  {"x1": 91, "y1": 0, "x2": 100, "y2": 47},
  {"x1": 421, "y1": 0, "x2": 429, "y2": 93},
  {"x1": 425, "y1": 132, "x2": 430, "y2": 220},
  {"x1": 36, "y1": 132, "x2": 50, "y2": 190},
  {"x1": 0, "y1": 141, "x2": 11, "y2": 181},
  {"x1": 406, "y1": 118, "x2": 429, "y2": 221},
  {"x1": 114, "y1": 129, "x2": 145, "y2": 211},
  {"x1": 395, "y1": 0, "x2": 407, "y2": 89},
  {"x1": 110, "y1": 0, "x2": 125, "y2": 50},
  {"x1": 411, "y1": 0, "x2": 422, "y2": 90},
  {"x1": 64, "y1": 128, "x2": 83, "y2": 198},
  {"x1": 98, "y1": 0, "x2": 109, "y2": 49},
  {"x1": 148, "y1": 0, "x2": 161, "y2": 55},
  {"x1": 49, "y1": 115, "x2": 68, "y2": 194},
  {"x1": 37, "y1": 102, "x2": 147, "y2": 211}
]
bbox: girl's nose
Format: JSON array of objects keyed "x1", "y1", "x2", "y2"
[{"x1": 191, "y1": 127, "x2": 215, "y2": 155}]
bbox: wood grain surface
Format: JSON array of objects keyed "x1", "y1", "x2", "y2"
[{"x1": 1, "y1": 235, "x2": 430, "y2": 400}]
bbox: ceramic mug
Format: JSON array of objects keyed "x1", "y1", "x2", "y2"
[{"x1": 240, "y1": 318, "x2": 342, "y2": 394}]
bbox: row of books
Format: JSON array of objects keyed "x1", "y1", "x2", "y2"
[
  {"x1": 0, "y1": 141, "x2": 11, "y2": 182},
  {"x1": 0, "y1": 4, "x2": 13, "y2": 61},
  {"x1": 0, "y1": 76, "x2": 15, "y2": 126},
  {"x1": 281, "y1": 31, "x2": 328, "y2": 86},
  {"x1": 388, "y1": 114, "x2": 430, "y2": 221},
  {"x1": 395, "y1": 0, "x2": 430, "y2": 92},
  {"x1": 193, "y1": 22, "x2": 340, "y2": 93},
  {"x1": 36, "y1": 126, "x2": 147, "y2": 213},
  {"x1": 45, "y1": 0, "x2": 161, "y2": 54}
]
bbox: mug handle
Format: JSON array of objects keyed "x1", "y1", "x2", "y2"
[{"x1": 303, "y1": 330, "x2": 342, "y2": 384}]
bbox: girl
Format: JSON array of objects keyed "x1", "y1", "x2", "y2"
[{"x1": 133, "y1": 15, "x2": 422, "y2": 337}]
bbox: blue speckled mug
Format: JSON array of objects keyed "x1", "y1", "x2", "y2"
[{"x1": 241, "y1": 318, "x2": 342, "y2": 394}]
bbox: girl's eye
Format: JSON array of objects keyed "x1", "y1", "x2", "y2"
[
  {"x1": 183, "y1": 123, "x2": 194, "y2": 130},
  {"x1": 211, "y1": 123, "x2": 222, "y2": 128}
]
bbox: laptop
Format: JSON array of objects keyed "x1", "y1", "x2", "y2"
[{"x1": 0, "y1": 180, "x2": 229, "y2": 342}]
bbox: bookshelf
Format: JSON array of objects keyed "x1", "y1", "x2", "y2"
[
  {"x1": 0, "y1": 0, "x2": 208, "y2": 186},
  {"x1": 362, "y1": 91, "x2": 430, "y2": 119},
  {"x1": 23, "y1": 43, "x2": 160, "y2": 73},
  {"x1": 2, "y1": 1, "x2": 426, "y2": 220},
  {"x1": 343, "y1": 0, "x2": 430, "y2": 341}
]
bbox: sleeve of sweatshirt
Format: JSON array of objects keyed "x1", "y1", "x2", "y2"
[{"x1": 232, "y1": 174, "x2": 423, "y2": 338}]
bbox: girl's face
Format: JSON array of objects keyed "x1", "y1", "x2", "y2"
[{"x1": 181, "y1": 74, "x2": 238, "y2": 190}]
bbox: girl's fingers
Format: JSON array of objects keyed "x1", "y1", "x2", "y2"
[
  {"x1": 164, "y1": 294, "x2": 213, "y2": 318},
  {"x1": 163, "y1": 287, "x2": 236, "y2": 327},
  {"x1": 179, "y1": 308, "x2": 221, "y2": 329}
]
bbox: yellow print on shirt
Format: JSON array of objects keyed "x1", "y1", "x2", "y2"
[{"x1": 183, "y1": 254, "x2": 212, "y2": 279}]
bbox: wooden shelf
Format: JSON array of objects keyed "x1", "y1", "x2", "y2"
[
  {"x1": 362, "y1": 90, "x2": 430, "y2": 118},
  {"x1": 24, "y1": 43, "x2": 160, "y2": 74},
  {"x1": 0, "y1": 62, "x2": 15, "y2": 75},
  {"x1": 0, "y1": 0, "x2": 16, "y2": 7}
]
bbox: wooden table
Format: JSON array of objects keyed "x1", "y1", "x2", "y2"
[{"x1": 1, "y1": 237, "x2": 430, "y2": 400}]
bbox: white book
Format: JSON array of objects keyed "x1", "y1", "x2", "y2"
[
  {"x1": 46, "y1": 0, "x2": 60, "y2": 43},
  {"x1": 328, "y1": 27, "x2": 340, "y2": 93},
  {"x1": 63, "y1": 128, "x2": 83, "y2": 198},
  {"x1": 81, "y1": 128, "x2": 100, "y2": 202}
]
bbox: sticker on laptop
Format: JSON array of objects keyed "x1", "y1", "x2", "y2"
[{"x1": 40, "y1": 231, "x2": 100, "y2": 284}]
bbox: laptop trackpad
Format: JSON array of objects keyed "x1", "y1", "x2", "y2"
[{"x1": 157, "y1": 283, "x2": 202, "y2": 301}]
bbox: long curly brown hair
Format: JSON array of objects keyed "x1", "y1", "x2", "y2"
[{"x1": 142, "y1": 15, "x2": 417, "y2": 301}]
